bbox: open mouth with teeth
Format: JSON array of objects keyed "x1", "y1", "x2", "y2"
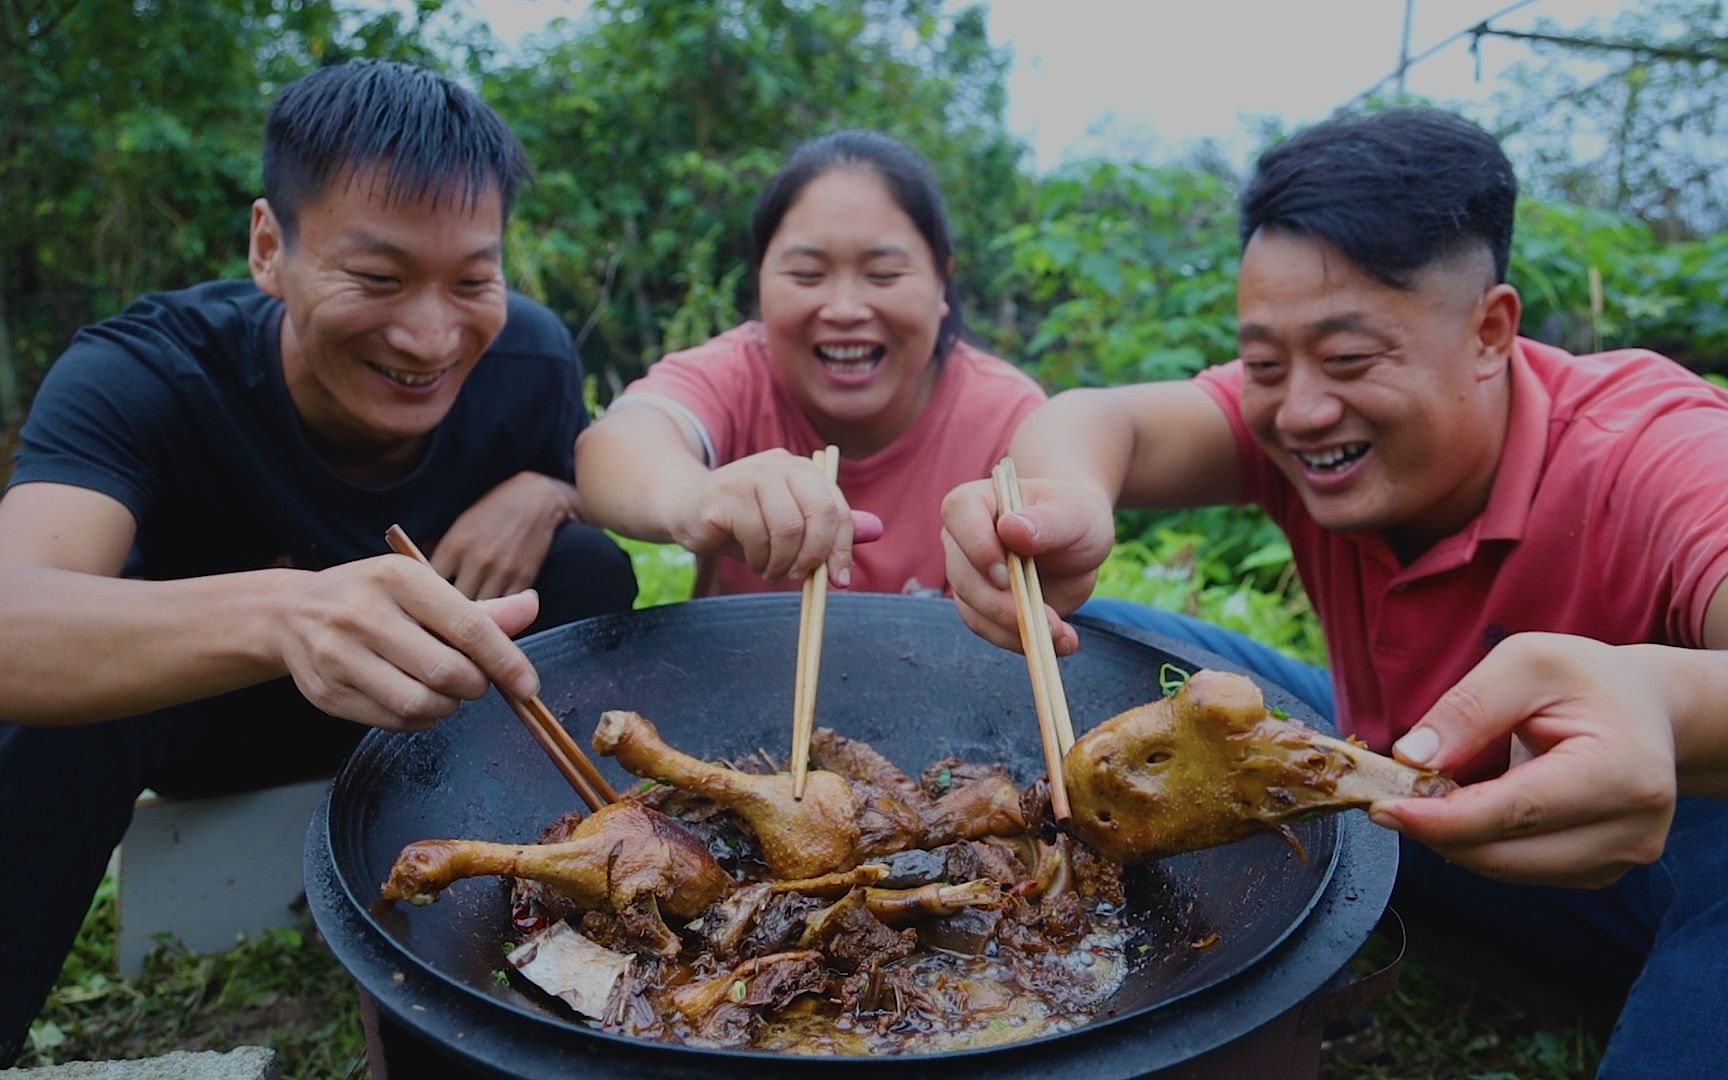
[
  {"x1": 365, "y1": 361, "x2": 447, "y2": 389},
  {"x1": 815, "y1": 343, "x2": 886, "y2": 377},
  {"x1": 1297, "y1": 442, "x2": 1370, "y2": 472}
]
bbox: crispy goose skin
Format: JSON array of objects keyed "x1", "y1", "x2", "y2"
[
  {"x1": 593, "y1": 710, "x2": 860, "y2": 879},
  {"x1": 379, "y1": 801, "x2": 733, "y2": 919},
  {"x1": 1064, "y1": 669, "x2": 1456, "y2": 862}
]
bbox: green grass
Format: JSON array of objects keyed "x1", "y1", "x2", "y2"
[
  {"x1": 616, "y1": 533, "x2": 697, "y2": 607},
  {"x1": 20, "y1": 877, "x2": 365, "y2": 1076},
  {"x1": 20, "y1": 535, "x2": 1603, "y2": 1076}
]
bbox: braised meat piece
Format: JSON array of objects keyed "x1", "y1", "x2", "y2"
[
  {"x1": 915, "y1": 905, "x2": 1004, "y2": 955},
  {"x1": 921, "y1": 774, "x2": 1028, "y2": 845},
  {"x1": 810, "y1": 727, "x2": 929, "y2": 809},
  {"x1": 798, "y1": 888, "x2": 916, "y2": 972},
  {"x1": 666, "y1": 950, "x2": 830, "y2": 1046},
  {"x1": 379, "y1": 800, "x2": 733, "y2": 920},
  {"x1": 736, "y1": 893, "x2": 827, "y2": 959},
  {"x1": 920, "y1": 757, "x2": 1013, "y2": 800},
  {"x1": 685, "y1": 883, "x2": 775, "y2": 959},
  {"x1": 594, "y1": 709, "x2": 861, "y2": 879},
  {"x1": 847, "y1": 780, "x2": 927, "y2": 858},
  {"x1": 862, "y1": 881, "x2": 1002, "y2": 927},
  {"x1": 1064, "y1": 669, "x2": 1455, "y2": 862},
  {"x1": 876, "y1": 840, "x2": 1027, "y2": 889}
]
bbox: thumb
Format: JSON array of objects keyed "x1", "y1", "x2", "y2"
[
  {"x1": 478, "y1": 588, "x2": 541, "y2": 640},
  {"x1": 1392, "y1": 648, "x2": 1525, "y2": 772},
  {"x1": 997, "y1": 501, "x2": 1113, "y2": 570},
  {"x1": 851, "y1": 509, "x2": 885, "y2": 545}
]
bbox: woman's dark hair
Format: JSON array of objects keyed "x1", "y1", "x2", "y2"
[
  {"x1": 750, "y1": 130, "x2": 964, "y2": 362},
  {"x1": 1239, "y1": 108, "x2": 1517, "y2": 289},
  {"x1": 263, "y1": 60, "x2": 531, "y2": 245}
]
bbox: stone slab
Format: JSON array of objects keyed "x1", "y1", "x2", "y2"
[
  {"x1": 2, "y1": 1046, "x2": 279, "y2": 1079},
  {"x1": 116, "y1": 779, "x2": 330, "y2": 975}
]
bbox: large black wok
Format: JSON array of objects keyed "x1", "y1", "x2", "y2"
[{"x1": 306, "y1": 594, "x2": 1396, "y2": 1078}]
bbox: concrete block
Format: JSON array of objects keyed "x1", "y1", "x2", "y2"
[
  {"x1": 1, "y1": 1046, "x2": 279, "y2": 1078},
  {"x1": 116, "y1": 780, "x2": 329, "y2": 976}
]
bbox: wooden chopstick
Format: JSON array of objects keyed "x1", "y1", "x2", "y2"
[
  {"x1": 383, "y1": 524, "x2": 617, "y2": 812},
  {"x1": 997, "y1": 458, "x2": 1076, "y2": 754},
  {"x1": 991, "y1": 458, "x2": 1074, "y2": 821},
  {"x1": 790, "y1": 444, "x2": 840, "y2": 800}
]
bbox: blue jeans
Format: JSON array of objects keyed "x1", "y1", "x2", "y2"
[{"x1": 1076, "y1": 598, "x2": 1728, "y2": 1079}]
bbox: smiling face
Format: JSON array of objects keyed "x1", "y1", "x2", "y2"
[
  {"x1": 1235, "y1": 229, "x2": 1520, "y2": 556},
  {"x1": 249, "y1": 166, "x2": 508, "y2": 477},
  {"x1": 756, "y1": 167, "x2": 949, "y2": 456}
]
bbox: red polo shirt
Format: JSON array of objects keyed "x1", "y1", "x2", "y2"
[{"x1": 1195, "y1": 339, "x2": 1728, "y2": 782}]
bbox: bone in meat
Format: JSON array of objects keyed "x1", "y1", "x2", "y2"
[{"x1": 593, "y1": 709, "x2": 860, "y2": 879}]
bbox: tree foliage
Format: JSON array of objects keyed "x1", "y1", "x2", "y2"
[
  {"x1": 482, "y1": 0, "x2": 1026, "y2": 399},
  {"x1": 1488, "y1": 0, "x2": 1728, "y2": 239},
  {"x1": 4, "y1": 0, "x2": 1726, "y2": 423},
  {"x1": 0, "y1": 0, "x2": 466, "y2": 431}
]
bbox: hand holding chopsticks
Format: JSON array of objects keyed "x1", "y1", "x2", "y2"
[
  {"x1": 790, "y1": 445, "x2": 840, "y2": 800},
  {"x1": 384, "y1": 524, "x2": 617, "y2": 813},
  {"x1": 991, "y1": 457, "x2": 1076, "y2": 821}
]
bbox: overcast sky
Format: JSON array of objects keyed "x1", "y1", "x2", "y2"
[{"x1": 456, "y1": 0, "x2": 1639, "y2": 169}]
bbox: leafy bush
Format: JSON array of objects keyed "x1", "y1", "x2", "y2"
[{"x1": 1095, "y1": 508, "x2": 1325, "y2": 667}]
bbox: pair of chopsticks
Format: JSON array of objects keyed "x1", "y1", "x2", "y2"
[
  {"x1": 991, "y1": 457, "x2": 1076, "y2": 821},
  {"x1": 790, "y1": 444, "x2": 840, "y2": 800},
  {"x1": 384, "y1": 524, "x2": 618, "y2": 813}
]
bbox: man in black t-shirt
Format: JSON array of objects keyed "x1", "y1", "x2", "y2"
[{"x1": 0, "y1": 60, "x2": 635, "y2": 1064}]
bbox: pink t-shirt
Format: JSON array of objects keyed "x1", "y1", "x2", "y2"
[
  {"x1": 624, "y1": 322, "x2": 1046, "y2": 596},
  {"x1": 1196, "y1": 339, "x2": 1728, "y2": 782}
]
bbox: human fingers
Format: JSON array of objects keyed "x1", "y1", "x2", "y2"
[
  {"x1": 779, "y1": 460, "x2": 847, "y2": 583},
  {"x1": 1373, "y1": 745, "x2": 1674, "y2": 886},
  {"x1": 852, "y1": 510, "x2": 884, "y2": 544},
  {"x1": 390, "y1": 568, "x2": 540, "y2": 700},
  {"x1": 814, "y1": 472, "x2": 855, "y2": 587},
  {"x1": 449, "y1": 553, "x2": 487, "y2": 600},
  {"x1": 1386, "y1": 637, "x2": 1571, "y2": 773},
  {"x1": 472, "y1": 555, "x2": 538, "y2": 603},
  {"x1": 749, "y1": 471, "x2": 813, "y2": 582},
  {"x1": 940, "y1": 479, "x2": 1006, "y2": 585},
  {"x1": 994, "y1": 481, "x2": 1116, "y2": 571},
  {"x1": 942, "y1": 524, "x2": 1018, "y2": 647},
  {"x1": 1430, "y1": 817, "x2": 1664, "y2": 889},
  {"x1": 280, "y1": 604, "x2": 474, "y2": 730},
  {"x1": 477, "y1": 590, "x2": 540, "y2": 638},
  {"x1": 296, "y1": 657, "x2": 459, "y2": 732},
  {"x1": 317, "y1": 590, "x2": 544, "y2": 728}
]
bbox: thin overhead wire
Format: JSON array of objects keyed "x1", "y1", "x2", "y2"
[{"x1": 1337, "y1": 0, "x2": 1544, "y2": 113}]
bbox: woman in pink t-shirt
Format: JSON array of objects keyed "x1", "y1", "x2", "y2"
[{"x1": 577, "y1": 130, "x2": 1044, "y2": 597}]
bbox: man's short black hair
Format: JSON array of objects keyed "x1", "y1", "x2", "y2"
[
  {"x1": 262, "y1": 59, "x2": 530, "y2": 244},
  {"x1": 1239, "y1": 108, "x2": 1517, "y2": 288}
]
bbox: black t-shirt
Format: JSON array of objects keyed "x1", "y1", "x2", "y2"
[{"x1": 9, "y1": 279, "x2": 587, "y2": 580}]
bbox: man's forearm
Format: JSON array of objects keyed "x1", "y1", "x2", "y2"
[
  {"x1": 1641, "y1": 643, "x2": 1728, "y2": 798},
  {"x1": 1007, "y1": 388, "x2": 1141, "y2": 505},
  {"x1": 0, "y1": 565, "x2": 302, "y2": 725}
]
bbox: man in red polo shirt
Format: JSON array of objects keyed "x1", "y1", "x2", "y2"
[{"x1": 943, "y1": 108, "x2": 1728, "y2": 1077}]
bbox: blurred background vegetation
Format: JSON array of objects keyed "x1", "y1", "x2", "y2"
[{"x1": 7, "y1": 0, "x2": 1726, "y2": 1075}]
